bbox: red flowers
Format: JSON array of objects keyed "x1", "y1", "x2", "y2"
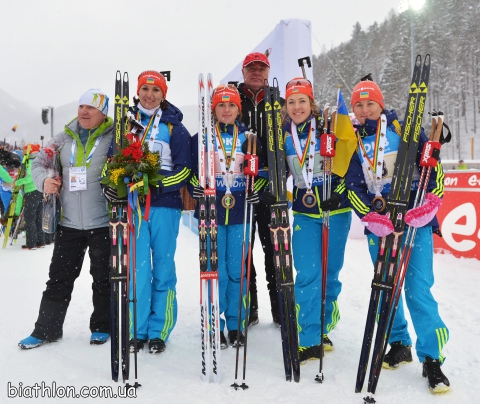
[{"x1": 122, "y1": 141, "x2": 144, "y2": 162}]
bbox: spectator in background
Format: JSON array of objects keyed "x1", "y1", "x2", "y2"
[
  {"x1": 457, "y1": 159, "x2": 467, "y2": 170},
  {"x1": 0, "y1": 148, "x2": 21, "y2": 218},
  {"x1": 15, "y1": 143, "x2": 44, "y2": 250}
]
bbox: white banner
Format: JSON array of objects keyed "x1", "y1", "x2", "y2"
[{"x1": 220, "y1": 19, "x2": 314, "y2": 97}]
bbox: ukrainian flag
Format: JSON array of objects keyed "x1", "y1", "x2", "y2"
[{"x1": 333, "y1": 89, "x2": 357, "y2": 177}]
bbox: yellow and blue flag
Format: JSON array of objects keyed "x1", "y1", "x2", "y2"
[{"x1": 333, "y1": 89, "x2": 357, "y2": 177}]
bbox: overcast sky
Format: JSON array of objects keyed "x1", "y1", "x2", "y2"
[{"x1": 0, "y1": 0, "x2": 403, "y2": 112}]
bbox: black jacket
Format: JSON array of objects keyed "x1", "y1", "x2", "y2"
[{"x1": 237, "y1": 83, "x2": 285, "y2": 162}]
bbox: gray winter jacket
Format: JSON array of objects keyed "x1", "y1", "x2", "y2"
[{"x1": 32, "y1": 117, "x2": 113, "y2": 230}]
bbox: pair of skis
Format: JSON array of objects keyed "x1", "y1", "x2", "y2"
[
  {"x1": 197, "y1": 73, "x2": 221, "y2": 384},
  {"x1": 264, "y1": 78, "x2": 300, "y2": 383},
  {"x1": 356, "y1": 55, "x2": 431, "y2": 403},
  {"x1": 109, "y1": 71, "x2": 140, "y2": 389}
]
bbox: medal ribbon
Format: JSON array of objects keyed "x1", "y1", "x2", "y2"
[
  {"x1": 290, "y1": 121, "x2": 311, "y2": 168},
  {"x1": 357, "y1": 114, "x2": 387, "y2": 197},
  {"x1": 290, "y1": 119, "x2": 316, "y2": 192},
  {"x1": 215, "y1": 123, "x2": 239, "y2": 195},
  {"x1": 136, "y1": 109, "x2": 162, "y2": 146}
]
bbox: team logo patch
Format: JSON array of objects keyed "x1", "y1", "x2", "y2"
[
  {"x1": 146, "y1": 78, "x2": 155, "y2": 84},
  {"x1": 360, "y1": 92, "x2": 369, "y2": 98},
  {"x1": 222, "y1": 95, "x2": 230, "y2": 101}
]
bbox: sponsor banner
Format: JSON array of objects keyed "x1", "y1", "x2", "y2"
[{"x1": 435, "y1": 170, "x2": 480, "y2": 260}]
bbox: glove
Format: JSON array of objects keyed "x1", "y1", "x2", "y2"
[
  {"x1": 405, "y1": 193, "x2": 442, "y2": 228},
  {"x1": 246, "y1": 190, "x2": 260, "y2": 205},
  {"x1": 103, "y1": 186, "x2": 127, "y2": 204},
  {"x1": 361, "y1": 211, "x2": 394, "y2": 237},
  {"x1": 320, "y1": 193, "x2": 342, "y2": 212},
  {"x1": 193, "y1": 184, "x2": 205, "y2": 199},
  {"x1": 261, "y1": 190, "x2": 277, "y2": 206}
]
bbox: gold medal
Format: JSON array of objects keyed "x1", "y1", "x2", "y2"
[
  {"x1": 372, "y1": 196, "x2": 386, "y2": 212},
  {"x1": 221, "y1": 194, "x2": 236, "y2": 209},
  {"x1": 302, "y1": 192, "x2": 317, "y2": 208}
]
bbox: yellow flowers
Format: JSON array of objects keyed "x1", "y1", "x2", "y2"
[
  {"x1": 145, "y1": 153, "x2": 159, "y2": 167},
  {"x1": 110, "y1": 168, "x2": 127, "y2": 185}
]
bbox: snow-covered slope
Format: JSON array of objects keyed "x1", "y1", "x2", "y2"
[{"x1": 0, "y1": 223, "x2": 477, "y2": 403}]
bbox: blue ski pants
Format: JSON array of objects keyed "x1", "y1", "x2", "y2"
[
  {"x1": 292, "y1": 211, "x2": 351, "y2": 347},
  {"x1": 129, "y1": 206, "x2": 180, "y2": 342},
  {"x1": 215, "y1": 224, "x2": 248, "y2": 332},
  {"x1": 367, "y1": 226, "x2": 449, "y2": 362}
]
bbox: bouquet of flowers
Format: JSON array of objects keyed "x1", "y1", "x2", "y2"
[{"x1": 101, "y1": 141, "x2": 162, "y2": 199}]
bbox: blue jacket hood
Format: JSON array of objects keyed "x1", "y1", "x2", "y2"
[{"x1": 160, "y1": 100, "x2": 184, "y2": 126}]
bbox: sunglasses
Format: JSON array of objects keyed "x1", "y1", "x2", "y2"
[
  {"x1": 286, "y1": 78, "x2": 312, "y2": 89},
  {"x1": 212, "y1": 84, "x2": 239, "y2": 97}
]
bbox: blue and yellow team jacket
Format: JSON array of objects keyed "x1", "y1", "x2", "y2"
[
  {"x1": 283, "y1": 118, "x2": 349, "y2": 218},
  {"x1": 127, "y1": 101, "x2": 192, "y2": 210},
  {"x1": 345, "y1": 109, "x2": 444, "y2": 230},
  {"x1": 190, "y1": 121, "x2": 268, "y2": 226}
]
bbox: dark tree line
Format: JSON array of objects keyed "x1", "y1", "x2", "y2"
[{"x1": 312, "y1": 0, "x2": 480, "y2": 159}]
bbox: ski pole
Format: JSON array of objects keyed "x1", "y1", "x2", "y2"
[
  {"x1": 232, "y1": 133, "x2": 254, "y2": 390},
  {"x1": 240, "y1": 133, "x2": 258, "y2": 389}
]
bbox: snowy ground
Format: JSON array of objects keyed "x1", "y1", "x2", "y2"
[{"x1": 1, "y1": 222, "x2": 478, "y2": 403}]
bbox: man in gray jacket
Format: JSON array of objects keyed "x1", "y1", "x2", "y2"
[{"x1": 19, "y1": 89, "x2": 114, "y2": 349}]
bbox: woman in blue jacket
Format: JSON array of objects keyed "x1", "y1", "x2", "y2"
[
  {"x1": 279, "y1": 78, "x2": 352, "y2": 362},
  {"x1": 113, "y1": 71, "x2": 192, "y2": 354},
  {"x1": 345, "y1": 79, "x2": 450, "y2": 393},
  {"x1": 190, "y1": 84, "x2": 267, "y2": 348}
]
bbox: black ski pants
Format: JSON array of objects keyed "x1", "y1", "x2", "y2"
[
  {"x1": 248, "y1": 199, "x2": 278, "y2": 314},
  {"x1": 32, "y1": 225, "x2": 110, "y2": 341},
  {"x1": 24, "y1": 190, "x2": 45, "y2": 248}
]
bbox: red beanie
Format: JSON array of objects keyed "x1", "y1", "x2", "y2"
[
  {"x1": 137, "y1": 71, "x2": 168, "y2": 98},
  {"x1": 285, "y1": 77, "x2": 314, "y2": 100},
  {"x1": 351, "y1": 81, "x2": 384, "y2": 109},
  {"x1": 211, "y1": 85, "x2": 242, "y2": 112}
]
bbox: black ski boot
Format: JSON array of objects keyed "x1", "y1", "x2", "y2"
[
  {"x1": 129, "y1": 339, "x2": 146, "y2": 353},
  {"x1": 228, "y1": 330, "x2": 245, "y2": 347},
  {"x1": 323, "y1": 334, "x2": 334, "y2": 351},
  {"x1": 382, "y1": 341, "x2": 413, "y2": 369},
  {"x1": 422, "y1": 356, "x2": 450, "y2": 393},
  {"x1": 298, "y1": 345, "x2": 322, "y2": 363},
  {"x1": 148, "y1": 338, "x2": 166, "y2": 354}
]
